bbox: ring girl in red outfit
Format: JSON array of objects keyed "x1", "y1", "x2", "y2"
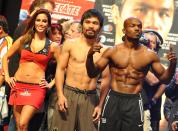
[{"x1": 2, "y1": 9, "x2": 60, "y2": 131}]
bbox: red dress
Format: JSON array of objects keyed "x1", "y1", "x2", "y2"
[{"x1": 9, "y1": 39, "x2": 52, "y2": 109}]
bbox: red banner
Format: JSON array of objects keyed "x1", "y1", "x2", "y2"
[
  {"x1": 19, "y1": 0, "x2": 95, "y2": 22},
  {"x1": 52, "y1": 0, "x2": 94, "y2": 22}
]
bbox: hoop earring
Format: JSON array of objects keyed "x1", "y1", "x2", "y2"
[
  {"x1": 33, "y1": 26, "x2": 35, "y2": 32},
  {"x1": 46, "y1": 27, "x2": 50, "y2": 34}
]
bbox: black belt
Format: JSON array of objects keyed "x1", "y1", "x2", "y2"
[
  {"x1": 16, "y1": 80, "x2": 39, "y2": 85},
  {"x1": 64, "y1": 85, "x2": 97, "y2": 95}
]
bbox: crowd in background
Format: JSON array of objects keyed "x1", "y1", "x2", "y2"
[{"x1": 0, "y1": 0, "x2": 178, "y2": 131}]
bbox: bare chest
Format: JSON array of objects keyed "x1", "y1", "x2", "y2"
[
  {"x1": 69, "y1": 47, "x2": 89, "y2": 64},
  {"x1": 111, "y1": 49, "x2": 151, "y2": 71},
  {"x1": 69, "y1": 46, "x2": 100, "y2": 64}
]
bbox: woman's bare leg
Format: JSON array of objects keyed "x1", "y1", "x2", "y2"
[
  {"x1": 19, "y1": 105, "x2": 37, "y2": 131},
  {"x1": 13, "y1": 105, "x2": 23, "y2": 131}
]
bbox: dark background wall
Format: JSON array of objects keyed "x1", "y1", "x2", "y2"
[{"x1": 0, "y1": 0, "x2": 22, "y2": 37}]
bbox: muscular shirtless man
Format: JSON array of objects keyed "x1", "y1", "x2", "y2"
[
  {"x1": 54, "y1": 9, "x2": 110, "y2": 131},
  {"x1": 86, "y1": 17, "x2": 177, "y2": 131}
]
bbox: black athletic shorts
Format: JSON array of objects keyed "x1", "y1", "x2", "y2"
[{"x1": 99, "y1": 90, "x2": 144, "y2": 131}]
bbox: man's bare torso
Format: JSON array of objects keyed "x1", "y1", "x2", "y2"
[
  {"x1": 109, "y1": 43, "x2": 155, "y2": 94},
  {"x1": 65, "y1": 37, "x2": 105, "y2": 90}
]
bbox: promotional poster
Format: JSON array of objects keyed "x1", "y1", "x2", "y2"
[
  {"x1": 19, "y1": 0, "x2": 178, "y2": 131},
  {"x1": 20, "y1": 0, "x2": 178, "y2": 65}
]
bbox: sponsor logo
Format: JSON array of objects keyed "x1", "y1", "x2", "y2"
[
  {"x1": 20, "y1": 89, "x2": 31, "y2": 96},
  {"x1": 101, "y1": 118, "x2": 106, "y2": 123},
  {"x1": 138, "y1": 124, "x2": 143, "y2": 127}
]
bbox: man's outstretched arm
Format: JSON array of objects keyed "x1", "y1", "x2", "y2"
[
  {"x1": 152, "y1": 46, "x2": 177, "y2": 84},
  {"x1": 86, "y1": 53, "x2": 101, "y2": 78},
  {"x1": 86, "y1": 43, "x2": 111, "y2": 78}
]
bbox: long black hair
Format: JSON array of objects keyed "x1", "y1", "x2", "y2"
[{"x1": 22, "y1": 9, "x2": 51, "y2": 44}]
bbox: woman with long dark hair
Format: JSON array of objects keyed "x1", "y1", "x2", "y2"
[{"x1": 2, "y1": 9, "x2": 60, "y2": 131}]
